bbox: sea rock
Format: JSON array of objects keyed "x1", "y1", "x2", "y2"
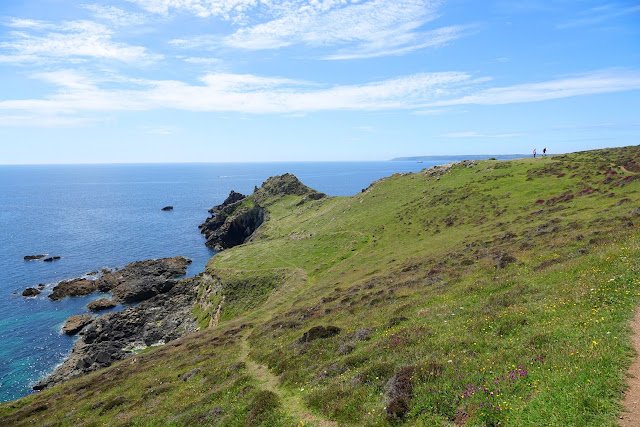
[
  {"x1": 24, "y1": 255, "x2": 46, "y2": 261},
  {"x1": 62, "y1": 314, "x2": 93, "y2": 335},
  {"x1": 22, "y1": 287, "x2": 40, "y2": 297},
  {"x1": 87, "y1": 298, "x2": 117, "y2": 311},
  {"x1": 43, "y1": 256, "x2": 61, "y2": 262},
  {"x1": 161, "y1": 206, "x2": 174, "y2": 211},
  {"x1": 49, "y1": 278, "x2": 97, "y2": 300},
  {"x1": 34, "y1": 277, "x2": 199, "y2": 390},
  {"x1": 48, "y1": 257, "x2": 191, "y2": 302}
]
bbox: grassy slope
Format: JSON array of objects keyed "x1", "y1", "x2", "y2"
[{"x1": 2, "y1": 146, "x2": 640, "y2": 426}]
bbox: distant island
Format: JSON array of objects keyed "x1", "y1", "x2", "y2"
[{"x1": 392, "y1": 154, "x2": 528, "y2": 161}]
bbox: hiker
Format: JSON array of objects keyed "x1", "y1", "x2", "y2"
[
  {"x1": 543, "y1": 147, "x2": 547, "y2": 156},
  {"x1": 533, "y1": 148, "x2": 537, "y2": 158}
]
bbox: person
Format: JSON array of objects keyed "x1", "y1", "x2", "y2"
[
  {"x1": 543, "y1": 147, "x2": 547, "y2": 156},
  {"x1": 533, "y1": 148, "x2": 537, "y2": 158}
]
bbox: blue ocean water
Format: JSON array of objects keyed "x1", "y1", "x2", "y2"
[{"x1": 0, "y1": 158, "x2": 514, "y2": 402}]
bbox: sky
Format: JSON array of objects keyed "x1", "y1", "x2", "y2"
[{"x1": 0, "y1": 0, "x2": 639, "y2": 164}]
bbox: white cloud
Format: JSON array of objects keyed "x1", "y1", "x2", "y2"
[
  {"x1": 82, "y1": 4, "x2": 146, "y2": 27},
  {"x1": 0, "y1": 17, "x2": 159, "y2": 64},
  {"x1": 0, "y1": 70, "x2": 473, "y2": 118},
  {"x1": 1, "y1": 68, "x2": 639, "y2": 126},
  {"x1": 165, "y1": 0, "x2": 467, "y2": 59},
  {"x1": 127, "y1": 0, "x2": 263, "y2": 20},
  {"x1": 429, "y1": 69, "x2": 640, "y2": 107}
]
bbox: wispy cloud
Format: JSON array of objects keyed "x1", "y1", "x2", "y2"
[
  {"x1": 1, "y1": 68, "x2": 639, "y2": 125},
  {"x1": 0, "y1": 17, "x2": 159, "y2": 64},
  {"x1": 165, "y1": 0, "x2": 469, "y2": 60},
  {"x1": 82, "y1": 4, "x2": 146, "y2": 27},
  {"x1": 429, "y1": 69, "x2": 640, "y2": 107},
  {"x1": 0, "y1": 70, "x2": 473, "y2": 118},
  {"x1": 557, "y1": 2, "x2": 640, "y2": 29}
]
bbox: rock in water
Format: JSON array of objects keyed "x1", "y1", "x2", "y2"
[
  {"x1": 48, "y1": 256, "x2": 191, "y2": 302},
  {"x1": 22, "y1": 287, "x2": 40, "y2": 297},
  {"x1": 161, "y1": 206, "x2": 174, "y2": 211},
  {"x1": 23, "y1": 255, "x2": 46, "y2": 261},
  {"x1": 49, "y1": 278, "x2": 98, "y2": 300},
  {"x1": 43, "y1": 256, "x2": 61, "y2": 262},
  {"x1": 87, "y1": 298, "x2": 117, "y2": 311},
  {"x1": 62, "y1": 314, "x2": 93, "y2": 335},
  {"x1": 34, "y1": 277, "x2": 199, "y2": 390}
]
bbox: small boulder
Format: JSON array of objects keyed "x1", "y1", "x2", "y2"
[
  {"x1": 22, "y1": 287, "x2": 40, "y2": 297},
  {"x1": 24, "y1": 255, "x2": 46, "y2": 261},
  {"x1": 161, "y1": 206, "x2": 174, "y2": 211},
  {"x1": 298, "y1": 325, "x2": 341, "y2": 343},
  {"x1": 87, "y1": 298, "x2": 117, "y2": 312},
  {"x1": 62, "y1": 314, "x2": 93, "y2": 335}
]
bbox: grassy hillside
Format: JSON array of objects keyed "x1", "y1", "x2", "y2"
[{"x1": 2, "y1": 146, "x2": 640, "y2": 426}]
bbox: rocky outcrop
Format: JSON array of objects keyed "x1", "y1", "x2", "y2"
[
  {"x1": 49, "y1": 278, "x2": 97, "y2": 300},
  {"x1": 161, "y1": 206, "x2": 174, "y2": 211},
  {"x1": 48, "y1": 257, "x2": 191, "y2": 302},
  {"x1": 200, "y1": 175, "x2": 325, "y2": 251},
  {"x1": 62, "y1": 314, "x2": 93, "y2": 335},
  {"x1": 43, "y1": 256, "x2": 61, "y2": 262},
  {"x1": 24, "y1": 255, "x2": 46, "y2": 261},
  {"x1": 87, "y1": 298, "x2": 117, "y2": 311},
  {"x1": 199, "y1": 191, "x2": 266, "y2": 250},
  {"x1": 35, "y1": 277, "x2": 199, "y2": 390},
  {"x1": 22, "y1": 287, "x2": 40, "y2": 297}
]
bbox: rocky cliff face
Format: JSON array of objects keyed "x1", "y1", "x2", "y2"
[
  {"x1": 34, "y1": 277, "x2": 199, "y2": 390},
  {"x1": 199, "y1": 174, "x2": 325, "y2": 251}
]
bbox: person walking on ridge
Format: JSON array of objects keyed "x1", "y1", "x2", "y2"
[
  {"x1": 543, "y1": 147, "x2": 547, "y2": 156},
  {"x1": 533, "y1": 148, "x2": 537, "y2": 158}
]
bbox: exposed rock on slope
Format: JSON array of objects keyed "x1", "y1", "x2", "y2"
[
  {"x1": 199, "y1": 174, "x2": 325, "y2": 250},
  {"x1": 48, "y1": 257, "x2": 191, "y2": 302},
  {"x1": 62, "y1": 314, "x2": 93, "y2": 335},
  {"x1": 35, "y1": 277, "x2": 199, "y2": 390}
]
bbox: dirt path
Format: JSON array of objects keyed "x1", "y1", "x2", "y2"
[
  {"x1": 239, "y1": 334, "x2": 337, "y2": 427},
  {"x1": 620, "y1": 307, "x2": 640, "y2": 426}
]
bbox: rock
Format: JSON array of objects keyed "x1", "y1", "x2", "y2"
[
  {"x1": 384, "y1": 366, "x2": 415, "y2": 420},
  {"x1": 22, "y1": 287, "x2": 40, "y2": 297},
  {"x1": 48, "y1": 257, "x2": 191, "y2": 302},
  {"x1": 199, "y1": 191, "x2": 265, "y2": 250},
  {"x1": 49, "y1": 278, "x2": 98, "y2": 301},
  {"x1": 161, "y1": 206, "x2": 174, "y2": 211},
  {"x1": 200, "y1": 175, "x2": 325, "y2": 251},
  {"x1": 87, "y1": 298, "x2": 117, "y2": 311},
  {"x1": 62, "y1": 314, "x2": 93, "y2": 335},
  {"x1": 43, "y1": 256, "x2": 61, "y2": 262},
  {"x1": 24, "y1": 254, "x2": 46, "y2": 261},
  {"x1": 37, "y1": 284, "x2": 45, "y2": 289},
  {"x1": 34, "y1": 277, "x2": 200, "y2": 390},
  {"x1": 298, "y1": 325, "x2": 341, "y2": 343}
]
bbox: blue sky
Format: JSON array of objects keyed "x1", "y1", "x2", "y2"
[{"x1": 0, "y1": 0, "x2": 639, "y2": 163}]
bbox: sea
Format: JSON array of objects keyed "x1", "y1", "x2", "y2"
[{"x1": 0, "y1": 157, "x2": 518, "y2": 402}]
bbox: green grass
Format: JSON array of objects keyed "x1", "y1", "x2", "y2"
[{"x1": 2, "y1": 146, "x2": 640, "y2": 426}]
